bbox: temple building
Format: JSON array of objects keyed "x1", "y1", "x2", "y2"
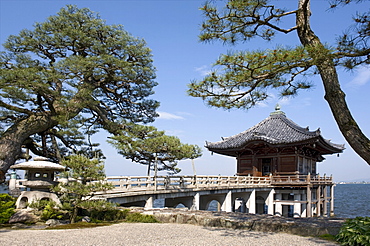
[{"x1": 206, "y1": 106, "x2": 344, "y2": 217}]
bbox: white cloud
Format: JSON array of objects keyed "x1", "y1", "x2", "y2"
[
  {"x1": 278, "y1": 97, "x2": 291, "y2": 106},
  {"x1": 157, "y1": 111, "x2": 185, "y2": 120},
  {"x1": 195, "y1": 65, "x2": 212, "y2": 76},
  {"x1": 349, "y1": 67, "x2": 370, "y2": 86}
]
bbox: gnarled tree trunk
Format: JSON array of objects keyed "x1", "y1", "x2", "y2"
[
  {"x1": 296, "y1": 0, "x2": 370, "y2": 165},
  {"x1": 0, "y1": 115, "x2": 57, "y2": 182}
]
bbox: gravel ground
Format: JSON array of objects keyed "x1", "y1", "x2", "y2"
[{"x1": 0, "y1": 223, "x2": 338, "y2": 246}]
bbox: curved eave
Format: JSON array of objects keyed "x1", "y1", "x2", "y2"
[
  {"x1": 206, "y1": 136, "x2": 344, "y2": 157},
  {"x1": 316, "y1": 136, "x2": 345, "y2": 154}
]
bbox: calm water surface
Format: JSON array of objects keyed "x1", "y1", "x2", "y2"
[{"x1": 334, "y1": 184, "x2": 370, "y2": 218}]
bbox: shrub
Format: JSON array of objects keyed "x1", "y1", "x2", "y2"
[
  {"x1": 0, "y1": 193, "x2": 15, "y2": 224},
  {"x1": 336, "y1": 217, "x2": 370, "y2": 246},
  {"x1": 87, "y1": 207, "x2": 129, "y2": 222},
  {"x1": 125, "y1": 212, "x2": 159, "y2": 223},
  {"x1": 28, "y1": 200, "x2": 68, "y2": 221},
  {"x1": 28, "y1": 199, "x2": 51, "y2": 210}
]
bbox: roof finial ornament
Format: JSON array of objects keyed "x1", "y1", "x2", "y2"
[{"x1": 270, "y1": 103, "x2": 285, "y2": 116}]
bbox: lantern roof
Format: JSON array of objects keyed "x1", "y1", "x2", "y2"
[{"x1": 10, "y1": 157, "x2": 65, "y2": 171}]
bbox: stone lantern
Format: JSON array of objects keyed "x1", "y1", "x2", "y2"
[{"x1": 10, "y1": 157, "x2": 65, "y2": 209}]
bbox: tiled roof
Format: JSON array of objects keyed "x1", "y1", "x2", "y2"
[{"x1": 206, "y1": 109, "x2": 344, "y2": 153}]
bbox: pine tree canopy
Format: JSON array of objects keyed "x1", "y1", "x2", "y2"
[
  {"x1": 0, "y1": 5, "x2": 159, "y2": 180},
  {"x1": 109, "y1": 124, "x2": 202, "y2": 175},
  {"x1": 188, "y1": 0, "x2": 369, "y2": 110}
]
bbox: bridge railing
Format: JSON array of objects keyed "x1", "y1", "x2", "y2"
[{"x1": 104, "y1": 175, "x2": 271, "y2": 192}]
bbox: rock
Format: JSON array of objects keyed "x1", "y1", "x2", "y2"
[
  {"x1": 45, "y1": 219, "x2": 61, "y2": 226},
  {"x1": 82, "y1": 216, "x2": 91, "y2": 223},
  {"x1": 45, "y1": 219, "x2": 69, "y2": 227},
  {"x1": 8, "y1": 209, "x2": 39, "y2": 224},
  {"x1": 131, "y1": 208, "x2": 344, "y2": 237}
]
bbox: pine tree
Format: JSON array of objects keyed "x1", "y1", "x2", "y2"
[
  {"x1": 109, "y1": 124, "x2": 202, "y2": 175},
  {"x1": 53, "y1": 155, "x2": 114, "y2": 223},
  {"x1": 0, "y1": 5, "x2": 159, "y2": 182}
]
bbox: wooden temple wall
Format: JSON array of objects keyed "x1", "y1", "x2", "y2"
[{"x1": 237, "y1": 153, "x2": 317, "y2": 176}]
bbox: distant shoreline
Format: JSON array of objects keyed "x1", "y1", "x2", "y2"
[{"x1": 335, "y1": 182, "x2": 370, "y2": 184}]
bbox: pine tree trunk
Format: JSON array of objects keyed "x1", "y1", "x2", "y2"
[
  {"x1": 296, "y1": 0, "x2": 370, "y2": 165},
  {"x1": 147, "y1": 162, "x2": 151, "y2": 177},
  {"x1": 71, "y1": 206, "x2": 78, "y2": 224},
  {"x1": 0, "y1": 114, "x2": 57, "y2": 182}
]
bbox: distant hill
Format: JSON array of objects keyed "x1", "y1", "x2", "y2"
[{"x1": 336, "y1": 177, "x2": 370, "y2": 184}]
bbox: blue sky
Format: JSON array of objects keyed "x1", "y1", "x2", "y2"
[{"x1": 1, "y1": 0, "x2": 369, "y2": 182}]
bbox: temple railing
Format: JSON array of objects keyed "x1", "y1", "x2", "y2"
[{"x1": 270, "y1": 173, "x2": 333, "y2": 186}]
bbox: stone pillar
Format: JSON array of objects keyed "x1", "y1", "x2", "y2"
[
  {"x1": 247, "y1": 189, "x2": 256, "y2": 214},
  {"x1": 274, "y1": 193, "x2": 282, "y2": 216},
  {"x1": 330, "y1": 185, "x2": 335, "y2": 217},
  {"x1": 191, "y1": 193, "x2": 200, "y2": 210},
  {"x1": 301, "y1": 193, "x2": 307, "y2": 217},
  {"x1": 293, "y1": 194, "x2": 301, "y2": 218},
  {"x1": 145, "y1": 196, "x2": 153, "y2": 209},
  {"x1": 266, "y1": 189, "x2": 275, "y2": 215},
  {"x1": 323, "y1": 185, "x2": 328, "y2": 217},
  {"x1": 221, "y1": 191, "x2": 233, "y2": 212},
  {"x1": 316, "y1": 186, "x2": 321, "y2": 217},
  {"x1": 306, "y1": 186, "x2": 312, "y2": 217}
]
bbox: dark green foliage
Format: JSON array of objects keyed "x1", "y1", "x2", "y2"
[
  {"x1": 28, "y1": 200, "x2": 68, "y2": 221},
  {"x1": 318, "y1": 234, "x2": 337, "y2": 242},
  {"x1": 336, "y1": 217, "x2": 370, "y2": 246},
  {"x1": 0, "y1": 193, "x2": 15, "y2": 224},
  {"x1": 82, "y1": 208, "x2": 158, "y2": 223},
  {"x1": 84, "y1": 206, "x2": 129, "y2": 222},
  {"x1": 110, "y1": 124, "x2": 202, "y2": 175},
  {"x1": 53, "y1": 155, "x2": 114, "y2": 223},
  {"x1": 124, "y1": 211, "x2": 159, "y2": 223}
]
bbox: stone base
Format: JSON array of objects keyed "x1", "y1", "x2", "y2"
[{"x1": 16, "y1": 191, "x2": 61, "y2": 209}]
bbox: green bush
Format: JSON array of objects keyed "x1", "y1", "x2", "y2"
[
  {"x1": 125, "y1": 212, "x2": 159, "y2": 223},
  {"x1": 28, "y1": 199, "x2": 51, "y2": 210},
  {"x1": 336, "y1": 217, "x2": 370, "y2": 246},
  {"x1": 29, "y1": 200, "x2": 68, "y2": 221},
  {"x1": 88, "y1": 208, "x2": 129, "y2": 222},
  {"x1": 0, "y1": 193, "x2": 15, "y2": 224},
  {"x1": 41, "y1": 203, "x2": 68, "y2": 220}
]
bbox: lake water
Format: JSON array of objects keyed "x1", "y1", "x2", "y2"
[{"x1": 334, "y1": 184, "x2": 370, "y2": 218}]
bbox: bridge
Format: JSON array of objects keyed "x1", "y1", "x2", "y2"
[{"x1": 93, "y1": 174, "x2": 334, "y2": 218}]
